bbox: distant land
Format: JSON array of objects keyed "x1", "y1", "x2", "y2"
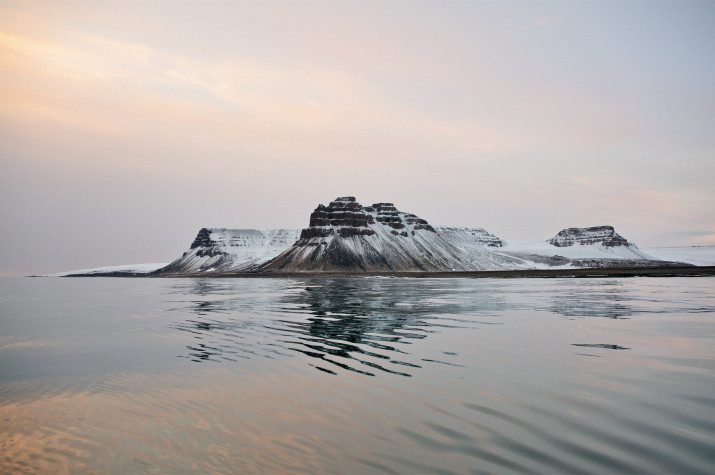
[{"x1": 52, "y1": 196, "x2": 715, "y2": 277}]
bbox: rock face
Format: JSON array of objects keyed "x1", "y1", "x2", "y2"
[
  {"x1": 299, "y1": 196, "x2": 376, "y2": 239},
  {"x1": 156, "y1": 228, "x2": 301, "y2": 275},
  {"x1": 262, "y1": 197, "x2": 483, "y2": 272},
  {"x1": 548, "y1": 226, "x2": 632, "y2": 247}
]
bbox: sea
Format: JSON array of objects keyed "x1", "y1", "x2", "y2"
[{"x1": 1, "y1": 276, "x2": 714, "y2": 473}]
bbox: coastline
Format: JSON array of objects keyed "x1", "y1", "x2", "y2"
[{"x1": 62, "y1": 265, "x2": 715, "y2": 279}]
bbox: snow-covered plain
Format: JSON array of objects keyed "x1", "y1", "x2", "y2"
[
  {"x1": 54, "y1": 237, "x2": 709, "y2": 277},
  {"x1": 499, "y1": 240, "x2": 654, "y2": 260},
  {"x1": 641, "y1": 246, "x2": 715, "y2": 266},
  {"x1": 53, "y1": 239, "x2": 712, "y2": 277},
  {"x1": 51, "y1": 263, "x2": 168, "y2": 277}
]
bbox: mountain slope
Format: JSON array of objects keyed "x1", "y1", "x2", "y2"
[
  {"x1": 262, "y1": 197, "x2": 505, "y2": 272},
  {"x1": 155, "y1": 228, "x2": 300, "y2": 275}
]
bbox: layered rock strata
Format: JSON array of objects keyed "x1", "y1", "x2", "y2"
[
  {"x1": 262, "y1": 197, "x2": 483, "y2": 272},
  {"x1": 548, "y1": 226, "x2": 631, "y2": 247}
]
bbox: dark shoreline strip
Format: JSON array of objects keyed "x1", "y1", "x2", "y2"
[{"x1": 62, "y1": 266, "x2": 715, "y2": 279}]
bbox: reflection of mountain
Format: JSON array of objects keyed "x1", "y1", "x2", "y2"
[
  {"x1": 170, "y1": 278, "x2": 641, "y2": 374},
  {"x1": 550, "y1": 281, "x2": 633, "y2": 319},
  {"x1": 171, "y1": 278, "x2": 507, "y2": 376},
  {"x1": 274, "y1": 278, "x2": 467, "y2": 376}
]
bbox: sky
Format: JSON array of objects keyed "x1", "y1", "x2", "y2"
[{"x1": 1, "y1": 0, "x2": 714, "y2": 276}]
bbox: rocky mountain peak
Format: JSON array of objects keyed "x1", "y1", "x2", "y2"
[
  {"x1": 263, "y1": 196, "x2": 460, "y2": 272},
  {"x1": 301, "y1": 196, "x2": 376, "y2": 240},
  {"x1": 190, "y1": 228, "x2": 213, "y2": 249},
  {"x1": 299, "y1": 197, "x2": 437, "y2": 242},
  {"x1": 548, "y1": 225, "x2": 631, "y2": 247}
]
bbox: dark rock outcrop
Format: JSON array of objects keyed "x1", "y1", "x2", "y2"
[
  {"x1": 300, "y1": 197, "x2": 375, "y2": 240},
  {"x1": 548, "y1": 226, "x2": 631, "y2": 247},
  {"x1": 190, "y1": 228, "x2": 213, "y2": 249}
]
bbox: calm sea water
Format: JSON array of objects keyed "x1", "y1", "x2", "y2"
[{"x1": 1, "y1": 276, "x2": 714, "y2": 473}]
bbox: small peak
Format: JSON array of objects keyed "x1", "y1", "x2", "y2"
[
  {"x1": 548, "y1": 225, "x2": 629, "y2": 247},
  {"x1": 334, "y1": 196, "x2": 356, "y2": 202},
  {"x1": 190, "y1": 228, "x2": 214, "y2": 249}
]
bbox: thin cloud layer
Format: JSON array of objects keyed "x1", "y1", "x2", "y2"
[{"x1": 1, "y1": 0, "x2": 713, "y2": 275}]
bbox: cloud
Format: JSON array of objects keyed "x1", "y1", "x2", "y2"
[
  {"x1": 1, "y1": 0, "x2": 714, "y2": 273},
  {"x1": 1, "y1": 20, "x2": 516, "y2": 177}
]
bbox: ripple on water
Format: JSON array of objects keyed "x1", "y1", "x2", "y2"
[{"x1": 0, "y1": 276, "x2": 713, "y2": 472}]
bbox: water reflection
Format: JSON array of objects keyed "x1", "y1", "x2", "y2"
[
  {"x1": 169, "y1": 277, "x2": 694, "y2": 376},
  {"x1": 549, "y1": 280, "x2": 634, "y2": 319},
  {"x1": 172, "y1": 278, "x2": 506, "y2": 376},
  {"x1": 572, "y1": 343, "x2": 631, "y2": 350},
  {"x1": 2, "y1": 276, "x2": 714, "y2": 474}
]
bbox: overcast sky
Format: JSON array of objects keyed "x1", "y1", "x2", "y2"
[{"x1": 1, "y1": 0, "x2": 714, "y2": 275}]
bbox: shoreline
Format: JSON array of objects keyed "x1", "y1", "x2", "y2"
[{"x1": 61, "y1": 266, "x2": 715, "y2": 279}]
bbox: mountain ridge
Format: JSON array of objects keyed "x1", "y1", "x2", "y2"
[{"x1": 148, "y1": 196, "x2": 679, "y2": 275}]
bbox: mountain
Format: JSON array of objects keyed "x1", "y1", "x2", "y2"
[
  {"x1": 548, "y1": 225, "x2": 630, "y2": 247},
  {"x1": 156, "y1": 228, "x2": 300, "y2": 275},
  {"x1": 143, "y1": 196, "x2": 681, "y2": 276},
  {"x1": 490, "y1": 225, "x2": 657, "y2": 267},
  {"x1": 261, "y1": 197, "x2": 490, "y2": 272}
]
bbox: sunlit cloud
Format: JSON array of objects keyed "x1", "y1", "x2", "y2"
[{"x1": 1, "y1": 25, "x2": 504, "y2": 154}]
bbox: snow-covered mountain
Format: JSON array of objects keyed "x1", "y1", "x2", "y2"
[
  {"x1": 262, "y1": 197, "x2": 478, "y2": 272},
  {"x1": 155, "y1": 228, "x2": 300, "y2": 275},
  {"x1": 435, "y1": 226, "x2": 504, "y2": 248},
  {"x1": 55, "y1": 195, "x2": 697, "y2": 276},
  {"x1": 491, "y1": 225, "x2": 658, "y2": 268},
  {"x1": 144, "y1": 196, "x2": 680, "y2": 276},
  {"x1": 548, "y1": 225, "x2": 631, "y2": 247}
]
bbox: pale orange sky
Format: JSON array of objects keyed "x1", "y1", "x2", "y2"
[{"x1": 1, "y1": 0, "x2": 714, "y2": 275}]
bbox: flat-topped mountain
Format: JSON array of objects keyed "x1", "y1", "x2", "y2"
[
  {"x1": 156, "y1": 228, "x2": 300, "y2": 274},
  {"x1": 548, "y1": 225, "x2": 631, "y2": 247},
  {"x1": 141, "y1": 196, "x2": 681, "y2": 276},
  {"x1": 262, "y1": 196, "x2": 490, "y2": 272}
]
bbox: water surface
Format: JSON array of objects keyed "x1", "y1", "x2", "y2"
[{"x1": 1, "y1": 276, "x2": 714, "y2": 473}]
